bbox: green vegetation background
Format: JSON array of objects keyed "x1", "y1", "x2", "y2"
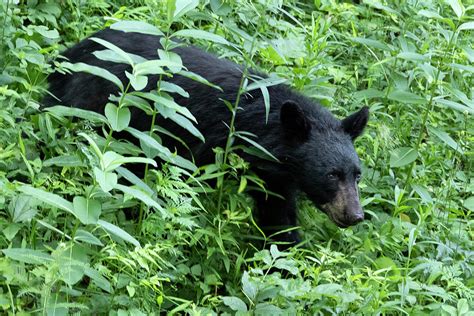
[{"x1": 0, "y1": 0, "x2": 473, "y2": 314}]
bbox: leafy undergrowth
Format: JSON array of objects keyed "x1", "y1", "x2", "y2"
[{"x1": 1, "y1": 0, "x2": 473, "y2": 315}]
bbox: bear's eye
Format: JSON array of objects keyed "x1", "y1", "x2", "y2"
[{"x1": 327, "y1": 172, "x2": 339, "y2": 181}]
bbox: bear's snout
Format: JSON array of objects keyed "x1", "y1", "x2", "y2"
[{"x1": 320, "y1": 182, "x2": 364, "y2": 227}]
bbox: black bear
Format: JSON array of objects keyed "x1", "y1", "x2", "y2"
[{"x1": 44, "y1": 28, "x2": 369, "y2": 244}]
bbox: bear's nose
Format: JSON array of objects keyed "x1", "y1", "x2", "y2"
[{"x1": 346, "y1": 211, "x2": 364, "y2": 225}]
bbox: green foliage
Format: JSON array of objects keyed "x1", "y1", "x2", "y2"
[{"x1": 0, "y1": 0, "x2": 473, "y2": 314}]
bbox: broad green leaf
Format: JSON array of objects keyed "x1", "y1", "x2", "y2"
[
  {"x1": 134, "y1": 92, "x2": 195, "y2": 122},
  {"x1": 93, "y1": 49, "x2": 147, "y2": 64},
  {"x1": 351, "y1": 37, "x2": 392, "y2": 51},
  {"x1": 435, "y1": 98, "x2": 474, "y2": 114},
  {"x1": 172, "y1": 29, "x2": 230, "y2": 45},
  {"x1": 447, "y1": 0, "x2": 464, "y2": 18},
  {"x1": 464, "y1": 196, "x2": 474, "y2": 212},
  {"x1": 428, "y1": 126, "x2": 463, "y2": 154},
  {"x1": 125, "y1": 71, "x2": 148, "y2": 91},
  {"x1": 90, "y1": 37, "x2": 134, "y2": 66},
  {"x1": 254, "y1": 304, "x2": 283, "y2": 314},
  {"x1": 110, "y1": 20, "x2": 164, "y2": 36},
  {"x1": 222, "y1": 296, "x2": 247, "y2": 312},
  {"x1": 101, "y1": 151, "x2": 157, "y2": 171},
  {"x1": 73, "y1": 196, "x2": 101, "y2": 225},
  {"x1": 158, "y1": 49, "x2": 183, "y2": 73},
  {"x1": 98, "y1": 219, "x2": 141, "y2": 248},
  {"x1": 159, "y1": 81, "x2": 189, "y2": 98},
  {"x1": 84, "y1": 266, "x2": 113, "y2": 293},
  {"x1": 105, "y1": 103, "x2": 131, "y2": 131},
  {"x1": 43, "y1": 155, "x2": 85, "y2": 168},
  {"x1": 126, "y1": 127, "x2": 196, "y2": 171},
  {"x1": 274, "y1": 258, "x2": 298, "y2": 275},
  {"x1": 235, "y1": 133, "x2": 279, "y2": 162},
  {"x1": 179, "y1": 70, "x2": 223, "y2": 91},
  {"x1": 2, "y1": 248, "x2": 53, "y2": 265},
  {"x1": 10, "y1": 195, "x2": 37, "y2": 223},
  {"x1": 412, "y1": 184, "x2": 433, "y2": 204},
  {"x1": 35, "y1": 26, "x2": 59, "y2": 39},
  {"x1": 458, "y1": 21, "x2": 474, "y2": 31},
  {"x1": 418, "y1": 10, "x2": 443, "y2": 19},
  {"x1": 18, "y1": 186, "x2": 75, "y2": 216},
  {"x1": 62, "y1": 62, "x2": 123, "y2": 90},
  {"x1": 45, "y1": 105, "x2": 107, "y2": 124},
  {"x1": 390, "y1": 147, "x2": 418, "y2": 168},
  {"x1": 388, "y1": 90, "x2": 425, "y2": 104},
  {"x1": 353, "y1": 88, "x2": 385, "y2": 100},
  {"x1": 173, "y1": 0, "x2": 199, "y2": 19},
  {"x1": 115, "y1": 184, "x2": 165, "y2": 216},
  {"x1": 397, "y1": 52, "x2": 428, "y2": 61},
  {"x1": 133, "y1": 60, "x2": 168, "y2": 76},
  {"x1": 154, "y1": 102, "x2": 204, "y2": 141},
  {"x1": 93, "y1": 168, "x2": 118, "y2": 193},
  {"x1": 116, "y1": 167, "x2": 155, "y2": 195},
  {"x1": 242, "y1": 272, "x2": 257, "y2": 301},
  {"x1": 374, "y1": 256, "x2": 400, "y2": 278},
  {"x1": 74, "y1": 229, "x2": 103, "y2": 246}
]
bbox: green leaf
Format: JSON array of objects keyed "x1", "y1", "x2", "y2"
[
  {"x1": 10, "y1": 195, "x2": 37, "y2": 223},
  {"x1": 133, "y1": 60, "x2": 168, "y2": 76},
  {"x1": 84, "y1": 266, "x2": 112, "y2": 293},
  {"x1": 105, "y1": 103, "x2": 131, "y2": 131},
  {"x1": 397, "y1": 52, "x2": 428, "y2": 61},
  {"x1": 158, "y1": 49, "x2": 183, "y2": 73},
  {"x1": 93, "y1": 168, "x2": 118, "y2": 193},
  {"x1": 351, "y1": 37, "x2": 392, "y2": 51},
  {"x1": 447, "y1": 0, "x2": 464, "y2": 18},
  {"x1": 154, "y1": 103, "x2": 204, "y2": 142},
  {"x1": 235, "y1": 133, "x2": 279, "y2": 162},
  {"x1": 242, "y1": 271, "x2": 257, "y2": 301},
  {"x1": 35, "y1": 26, "x2": 59, "y2": 39},
  {"x1": 43, "y1": 155, "x2": 85, "y2": 168},
  {"x1": 435, "y1": 98, "x2": 474, "y2": 114},
  {"x1": 135, "y1": 92, "x2": 195, "y2": 122},
  {"x1": 353, "y1": 88, "x2": 385, "y2": 100},
  {"x1": 390, "y1": 147, "x2": 418, "y2": 168},
  {"x1": 173, "y1": 0, "x2": 199, "y2": 19},
  {"x1": 62, "y1": 62, "x2": 123, "y2": 90},
  {"x1": 126, "y1": 127, "x2": 196, "y2": 171},
  {"x1": 73, "y1": 197, "x2": 101, "y2": 225},
  {"x1": 222, "y1": 296, "x2": 247, "y2": 312},
  {"x1": 125, "y1": 71, "x2": 148, "y2": 91},
  {"x1": 115, "y1": 184, "x2": 166, "y2": 216},
  {"x1": 412, "y1": 184, "x2": 433, "y2": 204},
  {"x1": 45, "y1": 105, "x2": 107, "y2": 124},
  {"x1": 458, "y1": 21, "x2": 474, "y2": 31},
  {"x1": 110, "y1": 20, "x2": 164, "y2": 36},
  {"x1": 18, "y1": 186, "x2": 75, "y2": 216},
  {"x1": 74, "y1": 229, "x2": 103, "y2": 246},
  {"x1": 90, "y1": 37, "x2": 134, "y2": 66},
  {"x1": 172, "y1": 29, "x2": 230, "y2": 45},
  {"x1": 388, "y1": 90, "x2": 426, "y2": 104},
  {"x1": 98, "y1": 219, "x2": 141, "y2": 248},
  {"x1": 2, "y1": 248, "x2": 53, "y2": 265},
  {"x1": 464, "y1": 196, "x2": 474, "y2": 212},
  {"x1": 159, "y1": 81, "x2": 189, "y2": 98},
  {"x1": 179, "y1": 70, "x2": 223, "y2": 91},
  {"x1": 428, "y1": 126, "x2": 463, "y2": 154},
  {"x1": 93, "y1": 49, "x2": 147, "y2": 64}
]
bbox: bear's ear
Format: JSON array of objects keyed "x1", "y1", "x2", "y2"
[
  {"x1": 341, "y1": 106, "x2": 369, "y2": 140},
  {"x1": 280, "y1": 100, "x2": 311, "y2": 141}
]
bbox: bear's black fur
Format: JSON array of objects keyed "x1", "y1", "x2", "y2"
[{"x1": 44, "y1": 29, "x2": 369, "y2": 245}]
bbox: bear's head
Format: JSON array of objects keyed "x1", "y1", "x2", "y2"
[{"x1": 280, "y1": 101, "x2": 369, "y2": 228}]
